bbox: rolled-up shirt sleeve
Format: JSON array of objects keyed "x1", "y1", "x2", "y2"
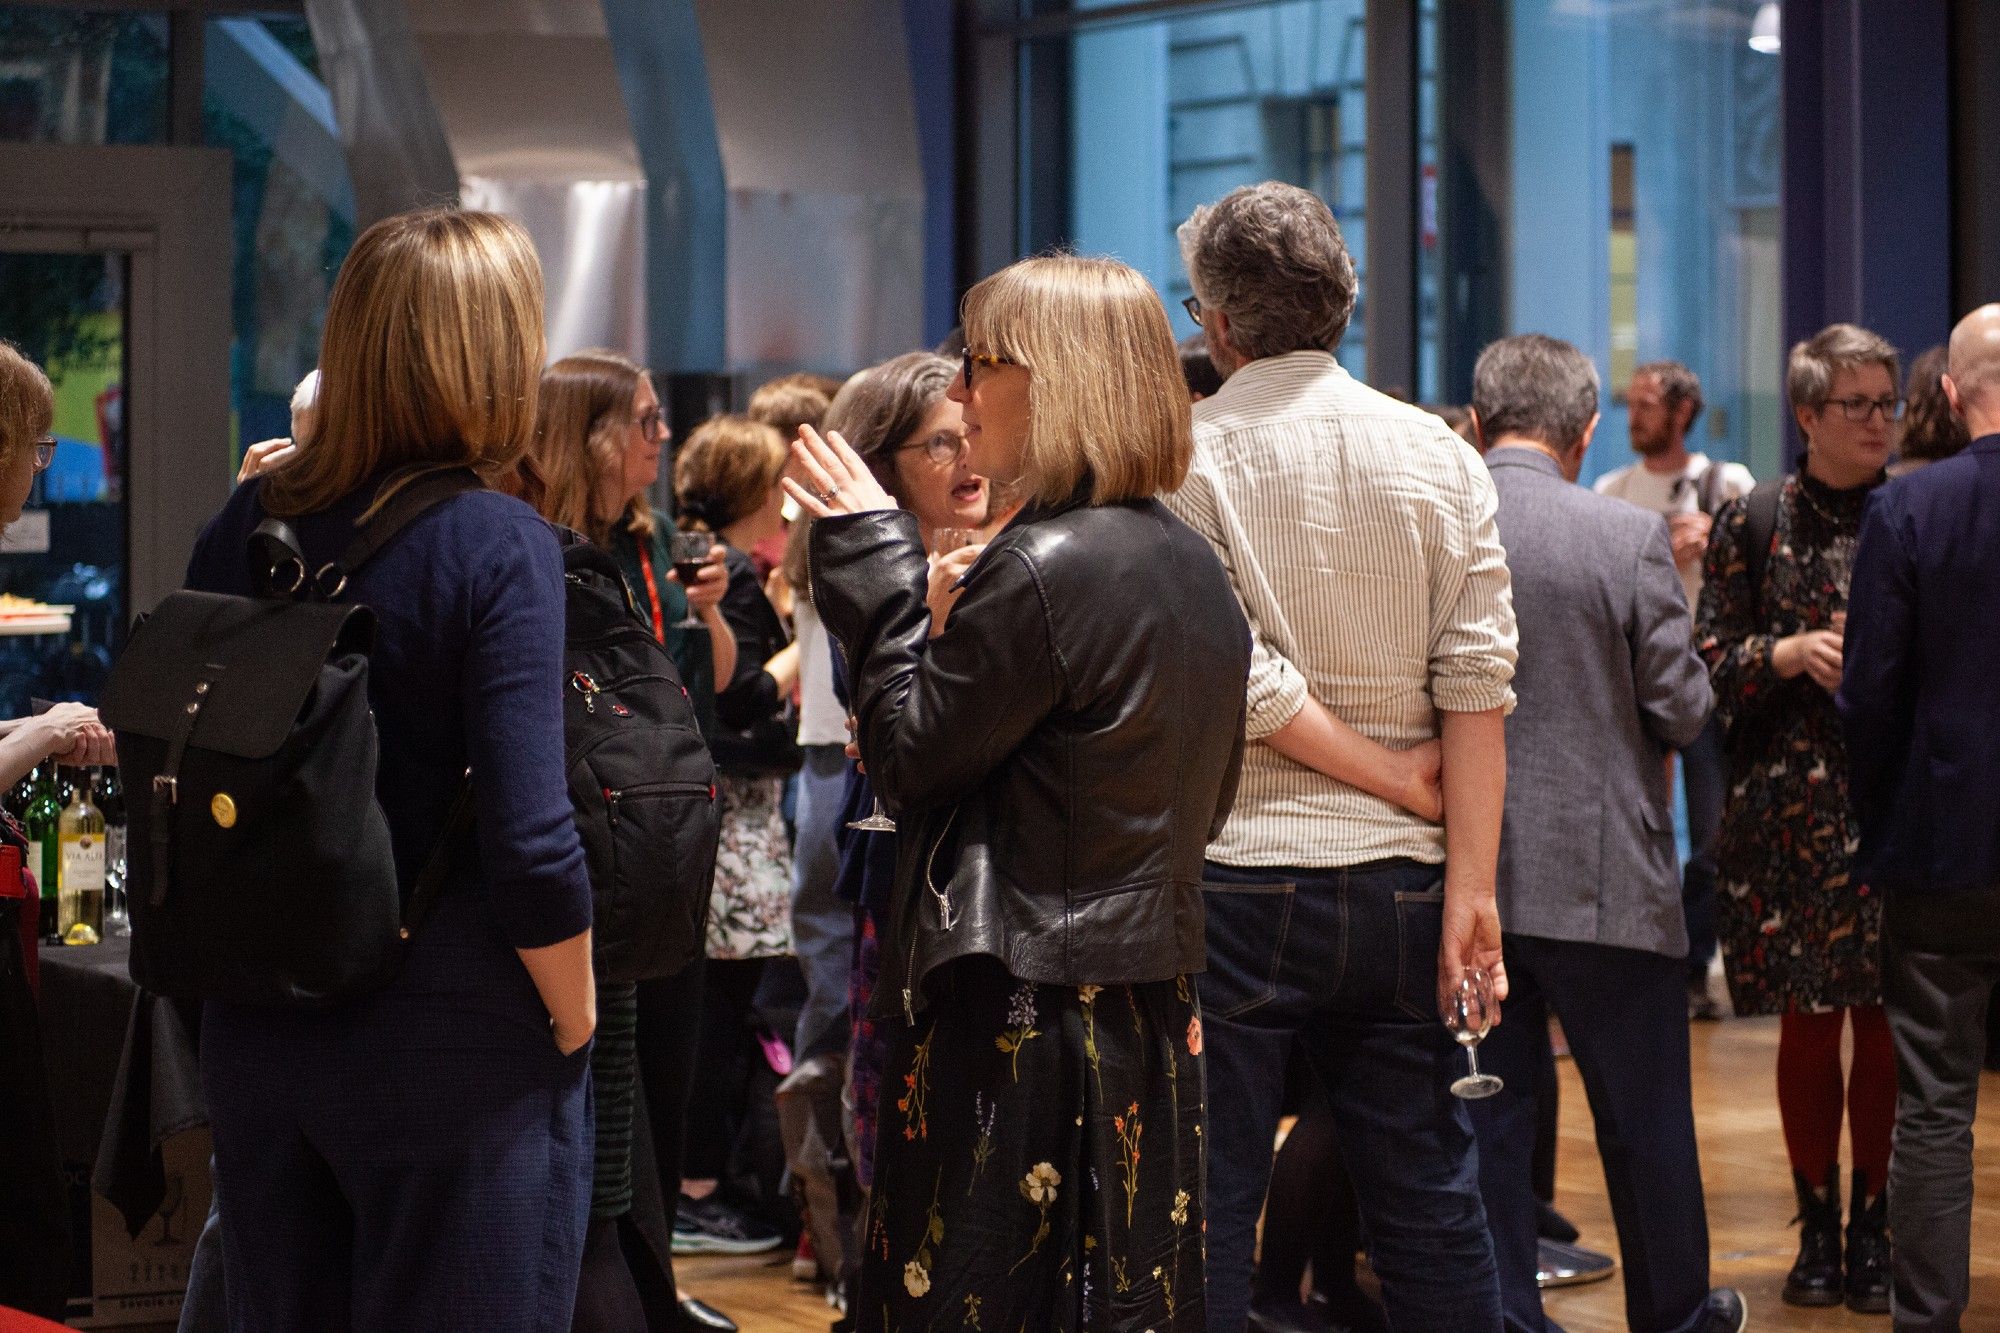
[
  {"x1": 1428, "y1": 450, "x2": 1518, "y2": 714},
  {"x1": 1165, "y1": 450, "x2": 1310, "y2": 740}
]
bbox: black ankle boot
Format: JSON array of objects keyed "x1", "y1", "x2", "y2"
[
  {"x1": 1783, "y1": 1168, "x2": 1844, "y2": 1307},
  {"x1": 1844, "y1": 1169, "x2": 1891, "y2": 1314}
]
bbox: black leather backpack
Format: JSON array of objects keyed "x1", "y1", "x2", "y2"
[
  {"x1": 100, "y1": 469, "x2": 481, "y2": 1007},
  {"x1": 557, "y1": 537, "x2": 721, "y2": 983}
]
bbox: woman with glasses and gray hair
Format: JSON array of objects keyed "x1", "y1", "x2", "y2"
[
  {"x1": 1695, "y1": 321, "x2": 1900, "y2": 1316},
  {"x1": 787, "y1": 256, "x2": 1249, "y2": 1331}
]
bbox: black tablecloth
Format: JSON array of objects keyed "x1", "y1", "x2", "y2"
[{"x1": 38, "y1": 935, "x2": 207, "y2": 1236}]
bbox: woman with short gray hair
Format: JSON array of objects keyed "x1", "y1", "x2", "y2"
[{"x1": 1697, "y1": 321, "x2": 1900, "y2": 1314}]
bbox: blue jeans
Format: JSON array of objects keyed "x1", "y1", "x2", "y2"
[
  {"x1": 176, "y1": 1162, "x2": 225, "y2": 1332},
  {"x1": 1199, "y1": 859, "x2": 1501, "y2": 1333},
  {"x1": 789, "y1": 744, "x2": 855, "y2": 1058}
]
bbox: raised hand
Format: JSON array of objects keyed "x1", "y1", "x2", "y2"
[{"x1": 782, "y1": 426, "x2": 898, "y2": 519}]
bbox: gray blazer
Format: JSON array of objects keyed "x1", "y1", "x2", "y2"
[{"x1": 1486, "y1": 447, "x2": 1712, "y2": 958}]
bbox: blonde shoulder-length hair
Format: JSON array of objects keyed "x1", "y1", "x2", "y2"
[
  {"x1": 526, "y1": 349, "x2": 657, "y2": 543},
  {"x1": 960, "y1": 254, "x2": 1191, "y2": 507},
  {"x1": 263, "y1": 208, "x2": 546, "y2": 518}
]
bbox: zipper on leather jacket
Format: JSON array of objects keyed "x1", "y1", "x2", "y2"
[{"x1": 901, "y1": 809, "x2": 962, "y2": 1024}]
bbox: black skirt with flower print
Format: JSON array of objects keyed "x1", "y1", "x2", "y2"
[{"x1": 856, "y1": 954, "x2": 1205, "y2": 1332}]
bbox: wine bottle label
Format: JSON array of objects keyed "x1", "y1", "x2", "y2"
[
  {"x1": 61, "y1": 834, "x2": 105, "y2": 892},
  {"x1": 26, "y1": 839, "x2": 45, "y2": 892}
]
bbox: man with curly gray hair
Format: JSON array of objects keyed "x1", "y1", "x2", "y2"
[{"x1": 1168, "y1": 181, "x2": 1517, "y2": 1331}]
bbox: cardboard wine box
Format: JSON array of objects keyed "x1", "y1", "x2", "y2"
[{"x1": 68, "y1": 1126, "x2": 211, "y2": 1328}]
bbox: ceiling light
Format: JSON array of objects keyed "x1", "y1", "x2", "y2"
[{"x1": 1749, "y1": 2, "x2": 1781, "y2": 54}]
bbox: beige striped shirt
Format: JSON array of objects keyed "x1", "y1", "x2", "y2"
[{"x1": 1165, "y1": 351, "x2": 1518, "y2": 868}]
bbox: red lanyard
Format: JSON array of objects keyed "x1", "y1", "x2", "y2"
[{"x1": 635, "y1": 543, "x2": 668, "y2": 644}]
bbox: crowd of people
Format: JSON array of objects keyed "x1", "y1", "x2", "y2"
[{"x1": 4, "y1": 179, "x2": 2000, "y2": 1333}]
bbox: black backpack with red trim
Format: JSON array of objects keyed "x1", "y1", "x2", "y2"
[{"x1": 559, "y1": 538, "x2": 721, "y2": 982}]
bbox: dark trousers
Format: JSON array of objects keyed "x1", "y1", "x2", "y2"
[
  {"x1": 1199, "y1": 859, "x2": 1500, "y2": 1333},
  {"x1": 633, "y1": 953, "x2": 706, "y2": 1310},
  {"x1": 200, "y1": 902, "x2": 593, "y2": 1333},
  {"x1": 1469, "y1": 935, "x2": 1710, "y2": 1333},
  {"x1": 1679, "y1": 716, "x2": 1725, "y2": 978},
  {"x1": 1883, "y1": 889, "x2": 2000, "y2": 1332},
  {"x1": 681, "y1": 957, "x2": 768, "y2": 1183}
]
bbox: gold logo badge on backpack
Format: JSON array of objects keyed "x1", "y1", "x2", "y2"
[{"x1": 210, "y1": 793, "x2": 238, "y2": 829}]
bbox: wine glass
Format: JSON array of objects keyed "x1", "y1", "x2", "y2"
[
  {"x1": 668, "y1": 531, "x2": 715, "y2": 629},
  {"x1": 844, "y1": 715, "x2": 897, "y2": 833},
  {"x1": 930, "y1": 527, "x2": 976, "y2": 558},
  {"x1": 1444, "y1": 967, "x2": 1504, "y2": 1100}
]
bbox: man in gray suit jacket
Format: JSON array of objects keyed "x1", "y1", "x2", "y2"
[{"x1": 1467, "y1": 335, "x2": 1743, "y2": 1333}]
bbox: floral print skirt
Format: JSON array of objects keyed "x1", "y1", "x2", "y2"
[
  {"x1": 857, "y1": 955, "x2": 1205, "y2": 1332},
  {"x1": 705, "y1": 773, "x2": 793, "y2": 961}
]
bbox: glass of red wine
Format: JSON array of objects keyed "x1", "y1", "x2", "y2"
[{"x1": 670, "y1": 530, "x2": 715, "y2": 629}]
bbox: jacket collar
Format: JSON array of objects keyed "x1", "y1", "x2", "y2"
[
  {"x1": 1972, "y1": 433, "x2": 2000, "y2": 456},
  {"x1": 1006, "y1": 475, "x2": 1097, "y2": 532},
  {"x1": 1485, "y1": 444, "x2": 1566, "y2": 479}
]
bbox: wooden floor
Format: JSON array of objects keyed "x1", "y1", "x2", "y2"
[{"x1": 680, "y1": 1015, "x2": 2000, "y2": 1331}]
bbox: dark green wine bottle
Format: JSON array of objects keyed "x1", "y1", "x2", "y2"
[{"x1": 25, "y1": 767, "x2": 61, "y2": 942}]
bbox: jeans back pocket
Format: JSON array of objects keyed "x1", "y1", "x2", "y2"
[
  {"x1": 1197, "y1": 877, "x2": 1296, "y2": 1020},
  {"x1": 1391, "y1": 884, "x2": 1447, "y2": 1023}
]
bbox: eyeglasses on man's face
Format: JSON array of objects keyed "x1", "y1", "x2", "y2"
[
  {"x1": 1826, "y1": 395, "x2": 1905, "y2": 424},
  {"x1": 31, "y1": 436, "x2": 54, "y2": 473},
  {"x1": 896, "y1": 430, "x2": 970, "y2": 468},
  {"x1": 1182, "y1": 295, "x2": 1204, "y2": 327},
  {"x1": 961, "y1": 347, "x2": 1019, "y2": 391}
]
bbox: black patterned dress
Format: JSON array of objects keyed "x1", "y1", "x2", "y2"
[
  {"x1": 857, "y1": 956, "x2": 1205, "y2": 1332},
  {"x1": 1695, "y1": 471, "x2": 1884, "y2": 1016}
]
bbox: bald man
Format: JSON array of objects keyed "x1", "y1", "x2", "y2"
[{"x1": 1840, "y1": 303, "x2": 2000, "y2": 1331}]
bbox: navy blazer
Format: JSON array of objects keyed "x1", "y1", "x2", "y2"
[{"x1": 1840, "y1": 433, "x2": 2000, "y2": 899}]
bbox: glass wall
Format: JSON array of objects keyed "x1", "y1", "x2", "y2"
[
  {"x1": 0, "y1": 8, "x2": 354, "y2": 707},
  {"x1": 1494, "y1": 0, "x2": 1782, "y2": 482},
  {"x1": 1015, "y1": 0, "x2": 1781, "y2": 471},
  {"x1": 0, "y1": 7, "x2": 167, "y2": 144},
  {"x1": 1020, "y1": 0, "x2": 1371, "y2": 379},
  {"x1": 203, "y1": 16, "x2": 356, "y2": 451}
]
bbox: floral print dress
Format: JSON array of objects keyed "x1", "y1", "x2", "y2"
[
  {"x1": 705, "y1": 773, "x2": 793, "y2": 960},
  {"x1": 1695, "y1": 471, "x2": 1884, "y2": 1016},
  {"x1": 857, "y1": 955, "x2": 1205, "y2": 1332}
]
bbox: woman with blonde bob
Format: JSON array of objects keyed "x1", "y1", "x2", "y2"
[
  {"x1": 184, "y1": 209, "x2": 597, "y2": 1331},
  {"x1": 791, "y1": 254, "x2": 1251, "y2": 1330}
]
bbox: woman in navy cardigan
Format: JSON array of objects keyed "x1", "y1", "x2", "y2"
[{"x1": 184, "y1": 210, "x2": 596, "y2": 1331}]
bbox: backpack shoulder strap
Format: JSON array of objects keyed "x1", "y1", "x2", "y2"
[
  {"x1": 334, "y1": 468, "x2": 485, "y2": 581},
  {"x1": 1741, "y1": 477, "x2": 1784, "y2": 621}
]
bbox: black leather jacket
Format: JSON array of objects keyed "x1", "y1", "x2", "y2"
[{"x1": 810, "y1": 488, "x2": 1250, "y2": 1020}]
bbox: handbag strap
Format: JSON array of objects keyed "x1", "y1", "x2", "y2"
[{"x1": 1741, "y1": 478, "x2": 1783, "y2": 626}]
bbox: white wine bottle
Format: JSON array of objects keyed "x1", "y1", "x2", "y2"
[{"x1": 58, "y1": 781, "x2": 105, "y2": 945}]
